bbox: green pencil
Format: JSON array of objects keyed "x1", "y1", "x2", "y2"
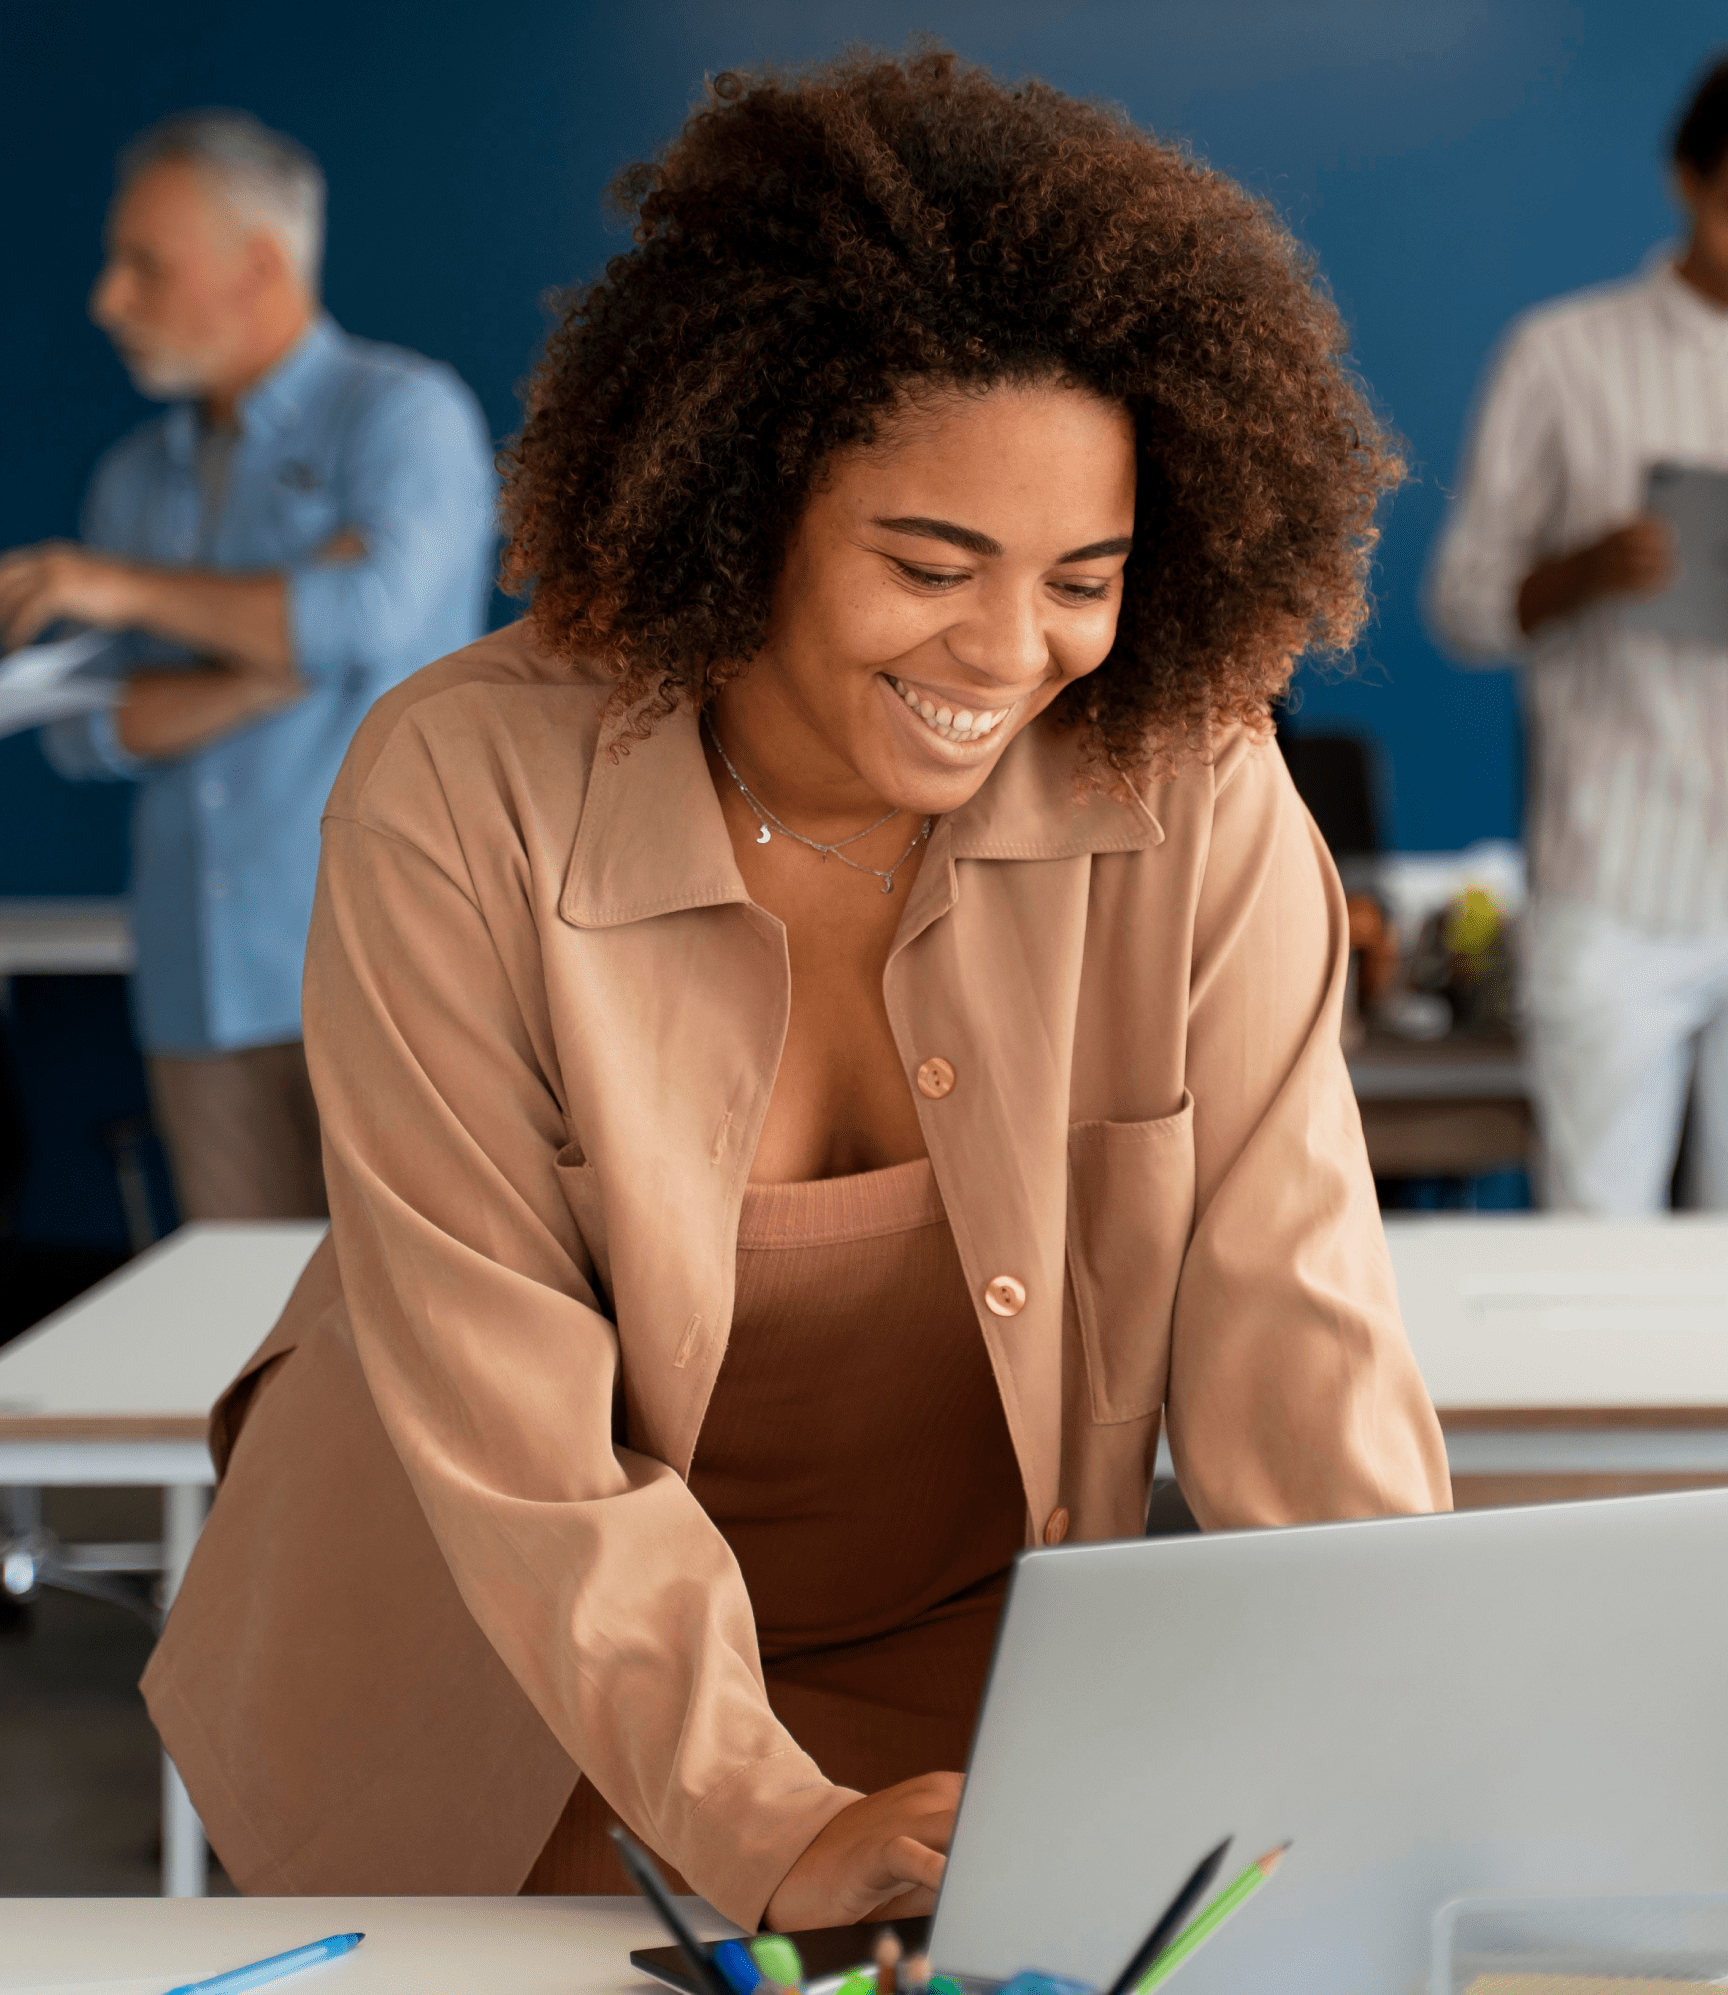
[{"x1": 1134, "y1": 1842, "x2": 1290, "y2": 1992}]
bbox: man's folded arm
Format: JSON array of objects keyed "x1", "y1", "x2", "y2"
[{"x1": 284, "y1": 372, "x2": 495, "y2": 688}]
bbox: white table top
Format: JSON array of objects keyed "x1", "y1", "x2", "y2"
[
  {"x1": 0, "y1": 897, "x2": 132, "y2": 977},
  {"x1": 0, "y1": 1223, "x2": 325, "y2": 1440},
  {"x1": 1384, "y1": 1212, "x2": 1728, "y2": 1412},
  {"x1": 2, "y1": 1211, "x2": 1725, "y2": 1455},
  {"x1": 0, "y1": 1895, "x2": 731, "y2": 1995}
]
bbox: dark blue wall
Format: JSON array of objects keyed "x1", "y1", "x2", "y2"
[{"x1": 3, "y1": 0, "x2": 1723, "y2": 883}]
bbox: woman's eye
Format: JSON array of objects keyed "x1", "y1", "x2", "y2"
[
  {"x1": 891, "y1": 560, "x2": 967, "y2": 590},
  {"x1": 1055, "y1": 580, "x2": 1112, "y2": 602}
]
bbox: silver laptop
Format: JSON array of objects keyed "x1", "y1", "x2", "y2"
[{"x1": 930, "y1": 1490, "x2": 1728, "y2": 1995}]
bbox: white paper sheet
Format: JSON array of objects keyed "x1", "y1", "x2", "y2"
[{"x1": 0, "y1": 629, "x2": 120, "y2": 740}]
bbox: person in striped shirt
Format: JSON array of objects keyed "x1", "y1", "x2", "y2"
[{"x1": 1427, "y1": 55, "x2": 1728, "y2": 1212}]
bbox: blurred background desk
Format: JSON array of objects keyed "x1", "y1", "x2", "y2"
[
  {"x1": 0, "y1": 898, "x2": 132, "y2": 978},
  {"x1": 0, "y1": 1220, "x2": 326, "y2": 1896},
  {"x1": 1349, "y1": 1031, "x2": 1533, "y2": 1180},
  {"x1": 1385, "y1": 1213, "x2": 1728, "y2": 1508}
]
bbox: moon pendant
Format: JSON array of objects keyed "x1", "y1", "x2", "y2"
[{"x1": 756, "y1": 825, "x2": 772, "y2": 845}]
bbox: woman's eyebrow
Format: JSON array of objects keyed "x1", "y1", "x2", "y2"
[
  {"x1": 872, "y1": 516, "x2": 1133, "y2": 565},
  {"x1": 873, "y1": 515, "x2": 1003, "y2": 557},
  {"x1": 1059, "y1": 536, "x2": 1135, "y2": 562}
]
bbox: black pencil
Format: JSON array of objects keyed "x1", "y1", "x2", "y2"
[
  {"x1": 610, "y1": 1825, "x2": 735, "y2": 1995},
  {"x1": 1098, "y1": 1835, "x2": 1233, "y2": 1995}
]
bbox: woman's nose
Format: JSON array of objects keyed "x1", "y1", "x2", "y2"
[{"x1": 948, "y1": 584, "x2": 1049, "y2": 687}]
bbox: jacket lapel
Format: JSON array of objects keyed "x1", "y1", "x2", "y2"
[
  {"x1": 889, "y1": 727, "x2": 1162, "y2": 1527},
  {"x1": 552, "y1": 705, "x2": 1163, "y2": 1499}
]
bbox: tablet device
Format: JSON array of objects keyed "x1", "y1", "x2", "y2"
[
  {"x1": 930, "y1": 1489, "x2": 1728, "y2": 1995},
  {"x1": 1623, "y1": 461, "x2": 1728, "y2": 644}
]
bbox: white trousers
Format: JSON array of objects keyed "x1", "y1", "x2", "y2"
[{"x1": 1525, "y1": 896, "x2": 1728, "y2": 1212}]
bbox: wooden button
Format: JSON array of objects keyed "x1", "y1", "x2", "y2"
[
  {"x1": 1043, "y1": 1507, "x2": 1070, "y2": 1546},
  {"x1": 916, "y1": 1056, "x2": 956, "y2": 1099},
  {"x1": 984, "y1": 1274, "x2": 1026, "y2": 1316}
]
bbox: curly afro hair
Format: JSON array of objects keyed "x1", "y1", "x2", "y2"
[{"x1": 501, "y1": 43, "x2": 1401, "y2": 779}]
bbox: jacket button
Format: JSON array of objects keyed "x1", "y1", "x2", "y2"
[
  {"x1": 916, "y1": 1056, "x2": 956, "y2": 1099},
  {"x1": 1043, "y1": 1507, "x2": 1070, "y2": 1546},
  {"x1": 984, "y1": 1274, "x2": 1026, "y2": 1316}
]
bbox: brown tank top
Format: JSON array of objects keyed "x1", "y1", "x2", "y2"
[
  {"x1": 689, "y1": 1154, "x2": 1027, "y2": 1655},
  {"x1": 522, "y1": 1154, "x2": 1025, "y2": 1894}
]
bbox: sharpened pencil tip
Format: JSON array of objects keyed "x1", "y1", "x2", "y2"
[{"x1": 1257, "y1": 1843, "x2": 1292, "y2": 1875}]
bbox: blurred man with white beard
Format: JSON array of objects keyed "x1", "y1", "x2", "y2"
[{"x1": 0, "y1": 112, "x2": 494, "y2": 1220}]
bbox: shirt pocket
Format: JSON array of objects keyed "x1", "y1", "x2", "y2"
[
  {"x1": 266, "y1": 480, "x2": 343, "y2": 563},
  {"x1": 554, "y1": 1143, "x2": 612, "y2": 1310},
  {"x1": 1065, "y1": 1093, "x2": 1196, "y2": 1424}
]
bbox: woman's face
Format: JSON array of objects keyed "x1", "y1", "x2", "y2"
[{"x1": 717, "y1": 378, "x2": 1138, "y2": 824}]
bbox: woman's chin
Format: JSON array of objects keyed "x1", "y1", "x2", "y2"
[{"x1": 864, "y1": 671, "x2": 1021, "y2": 811}]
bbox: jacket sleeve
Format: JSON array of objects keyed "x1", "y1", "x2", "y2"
[
  {"x1": 285, "y1": 371, "x2": 496, "y2": 690},
  {"x1": 1165, "y1": 737, "x2": 1452, "y2": 1527},
  {"x1": 303, "y1": 808, "x2": 856, "y2": 1924},
  {"x1": 1424, "y1": 319, "x2": 1567, "y2": 666}
]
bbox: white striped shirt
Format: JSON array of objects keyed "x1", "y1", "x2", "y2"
[{"x1": 1427, "y1": 259, "x2": 1728, "y2": 932}]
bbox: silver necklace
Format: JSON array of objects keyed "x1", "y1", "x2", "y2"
[{"x1": 704, "y1": 716, "x2": 932, "y2": 895}]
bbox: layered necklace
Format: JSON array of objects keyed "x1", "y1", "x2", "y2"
[{"x1": 704, "y1": 715, "x2": 932, "y2": 895}]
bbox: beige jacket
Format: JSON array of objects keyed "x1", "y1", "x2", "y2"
[{"x1": 144, "y1": 623, "x2": 1450, "y2": 1924}]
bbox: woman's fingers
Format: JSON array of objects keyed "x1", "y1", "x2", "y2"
[
  {"x1": 763, "y1": 1772, "x2": 964, "y2": 1931},
  {"x1": 884, "y1": 1831, "x2": 947, "y2": 1891}
]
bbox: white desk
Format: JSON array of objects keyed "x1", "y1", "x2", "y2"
[
  {"x1": 0, "y1": 1895, "x2": 729, "y2": 1995},
  {"x1": 7, "y1": 1215, "x2": 1727, "y2": 1900},
  {"x1": 0, "y1": 898, "x2": 133, "y2": 977},
  {"x1": 0, "y1": 1223, "x2": 327, "y2": 1898},
  {"x1": 1385, "y1": 1212, "x2": 1728, "y2": 1492}
]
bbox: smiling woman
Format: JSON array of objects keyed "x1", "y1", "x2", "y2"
[
  {"x1": 504, "y1": 48, "x2": 1398, "y2": 783},
  {"x1": 142, "y1": 43, "x2": 1451, "y2": 1934}
]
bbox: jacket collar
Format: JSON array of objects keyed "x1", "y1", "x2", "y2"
[
  {"x1": 160, "y1": 313, "x2": 345, "y2": 466},
  {"x1": 1657, "y1": 265, "x2": 1728, "y2": 349},
  {"x1": 238, "y1": 312, "x2": 344, "y2": 436},
  {"x1": 560, "y1": 698, "x2": 1163, "y2": 932},
  {"x1": 1639, "y1": 248, "x2": 1728, "y2": 350}
]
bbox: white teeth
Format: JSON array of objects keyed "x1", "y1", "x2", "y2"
[{"x1": 888, "y1": 676, "x2": 1009, "y2": 744}]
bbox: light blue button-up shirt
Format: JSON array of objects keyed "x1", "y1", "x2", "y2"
[{"x1": 45, "y1": 315, "x2": 496, "y2": 1054}]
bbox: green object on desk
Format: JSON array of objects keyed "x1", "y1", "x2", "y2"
[
  {"x1": 834, "y1": 1973, "x2": 876, "y2": 1995},
  {"x1": 1137, "y1": 1844, "x2": 1289, "y2": 1992},
  {"x1": 750, "y1": 1934, "x2": 805, "y2": 1987},
  {"x1": 930, "y1": 1978, "x2": 964, "y2": 1995}
]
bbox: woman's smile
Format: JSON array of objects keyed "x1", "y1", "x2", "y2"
[{"x1": 881, "y1": 671, "x2": 1020, "y2": 750}]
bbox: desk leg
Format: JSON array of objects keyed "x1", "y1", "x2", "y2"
[{"x1": 160, "y1": 1483, "x2": 209, "y2": 1898}]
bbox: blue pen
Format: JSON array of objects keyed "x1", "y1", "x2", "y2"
[{"x1": 163, "y1": 1932, "x2": 365, "y2": 1995}]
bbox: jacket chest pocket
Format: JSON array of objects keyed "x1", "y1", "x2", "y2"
[{"x1": 1065, "y1": 1093, "x2": 1195, "y2": 1424}]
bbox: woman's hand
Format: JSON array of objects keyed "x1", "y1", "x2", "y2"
[{"x1": 764, "y1": 1772, "x2": 962, "y2": 1932}]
